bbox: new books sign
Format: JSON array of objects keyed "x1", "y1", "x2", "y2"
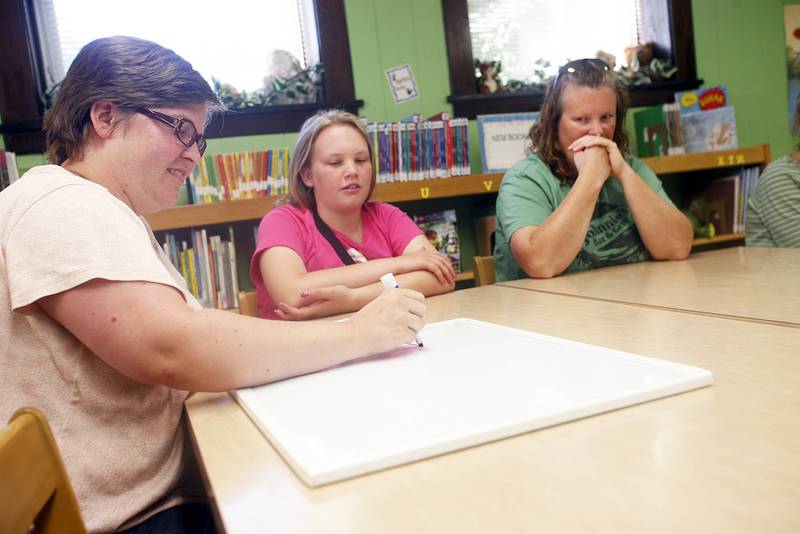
[{"x1": 477, "y1": 112, "x2": 539, "y2": 173}]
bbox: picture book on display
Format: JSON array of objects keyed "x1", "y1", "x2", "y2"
[
  {"x1": 674, "y1": 85, "x2": 729, "y2": 113},
  {"x1": 412, "y1": 209, "x2": 461, "y2": 273},
  {"x1": 681, "y1": 106, "x2": 738, "y2": 153},
  {"x1": 633, "y1": 104, "x2": 686, "y2": 157}
]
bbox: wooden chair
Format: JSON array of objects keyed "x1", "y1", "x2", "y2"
[
  {"x1": 0, "y1": 407, "x2": 86, "y2": 534},
  {"x1": 238, "y1": 290, "x2": 258, "y2": 317},
  {"x1": 472, "y1": 255, "x2": 496, "y2": 286}
]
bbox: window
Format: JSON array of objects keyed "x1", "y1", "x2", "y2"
[
  {"x1": 0, "y1": 0, "x2": 361, "y2": 154},
  {"x1": 35, "y1": 0, "x2": 309, "y2": 96},
  {"x1": 442, "y1": 0, "x2": 700, "y2": 118},
  {"x1": 468, "y1": 0, "x2": 640, "y2": 83}
]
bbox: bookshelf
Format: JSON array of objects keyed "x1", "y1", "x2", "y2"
[
  {"x1": 146, "y1": 173, "x2": 504, "y2": 231},
  {"x1": 145, "y1": 144, "x2": 771, "y2": 299},
  {"x1": 642, "y1": 143, "x2": 771, "y2": 249}
]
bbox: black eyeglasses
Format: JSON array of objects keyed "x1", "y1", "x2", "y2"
[
  {"x1": 136, "y1": 107, "x2": 207, "y2": 156},
  {"x1": 551, "y1": 58, "x2": 611, "y2": 88}
]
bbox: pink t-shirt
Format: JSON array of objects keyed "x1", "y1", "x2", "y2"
[{"x1": 250, "y1": 202, "x2": 422, "y2": 318}]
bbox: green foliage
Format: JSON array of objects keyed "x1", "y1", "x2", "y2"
[
  {"x1": 213, "y1": 63, "x2": 324, "y2": 110},
  {"x1": 616, "y1": 57, "x2": 678, "y2": 86},
  {"x1": 473, "y1": 56, "x2": 678, "y2": 94}
]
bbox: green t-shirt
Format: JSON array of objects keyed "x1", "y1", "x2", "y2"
[
  {"x1": 745, "y1": 156, "x2": 800, "y2": 248},
  {"x1": 493, "y1": 153, "x2": 674, "y2": 282}
]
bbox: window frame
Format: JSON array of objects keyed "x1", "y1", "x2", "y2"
[
  {"x1": 0, "y1": 0, "x2": 362, "y2": 154},
  {"x1": 441, "y1": 0, "x2": 702, "y2": 118}
]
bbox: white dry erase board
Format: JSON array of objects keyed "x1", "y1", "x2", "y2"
[
  {"x1": 233, "y1": 318, "x2": 713, "y2": 487},
  {"x1": 477, "y1": 112, "x2": 539, "y2": 173}
]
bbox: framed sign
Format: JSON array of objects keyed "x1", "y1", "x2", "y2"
[
  {"x1": 385, "y1": 64, "x2": 419, "y2": 104},
  {"x1": 476, "y1": 112, "x2": 539, "y2": 173}
]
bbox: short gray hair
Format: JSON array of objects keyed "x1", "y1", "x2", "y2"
[{"x1": 43, "y1": 35, "x2": 223, "y2": 164}]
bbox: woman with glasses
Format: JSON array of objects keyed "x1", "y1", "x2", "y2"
[
  {"x1": 494, "y1": 58, "x2": 693, "y2": 281},
  {"x1": 251, "y1": 110, "x2": 455, "y2": 321},
  {"x1": 0, "y1": 36, "x2": 425, "y2": 533}
]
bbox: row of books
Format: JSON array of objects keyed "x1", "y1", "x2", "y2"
[
  {"x1": 161, "y1": 227, "x2": 240, "y2": 310},
  {"x1": 184, "y1": 149, "x2": 291, "y2": 205},
  {"x1": 179, "y1": 115, "x2": 472, "y2": 206},
  {"x1": 366, "y1": 116, "x2": 471, "y2": 183},
  {"x1": 634, "y1": 86, "x2": 738, "y2": 157},
  {"x1": 685, "y1": 166, "x2": 760, "y2": 237},
  {"x1": 0, "y1": 149, "x2": 20, "y2": 192}
]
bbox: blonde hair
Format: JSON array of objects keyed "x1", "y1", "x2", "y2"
[{"x1": 284, "y1": 110, "x2": 376, "y2": 209}]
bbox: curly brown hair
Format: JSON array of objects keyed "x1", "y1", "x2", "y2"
[{"x1": 529, "y1": 59, "x2": 630, "y2": 184}]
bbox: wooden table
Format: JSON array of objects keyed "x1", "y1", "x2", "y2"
[
  {"x1": 187, "y1": 284, "x2": 800, "y2": 533},
  {"x1": 497, "y1": 247, "x2": 800, "y2": 328}
]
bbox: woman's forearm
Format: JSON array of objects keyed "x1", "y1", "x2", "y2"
[
  {"x1": 511, "y1": 172, "x2": 604, "y2": 278},
  {"x1": 617, "y1": 167, "x2": 693, "y2": 260}
]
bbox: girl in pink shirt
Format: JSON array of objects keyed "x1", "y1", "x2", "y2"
[{"x1": 251, "y1": 110, "x2": 456, "y2": 319}]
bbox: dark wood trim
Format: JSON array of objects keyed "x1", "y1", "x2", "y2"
[
  {"x1": 0, "y1": 0, "x2": 359, "y2": 154},
  {"x1": 312, "y1": 0, "x2": 356, "y2": 102},
  {"x1": 669, "y1": 0, "x2": 698, "y2": 81},
  {"x1": 0, "y1": 0, "x2": 46, "y2": 153},
  {"x1": 204, "y1": 100, "x2": 363, "y2": 138},
  {"x1": 442, "y1": 0, "x2": 476, "y2": 96},
  {"x1": 442, "y1": 0, "x2": 700, "y2": 118},
  {"x1": 447, "y1": 80, "x2": 702, "y2": 119}
]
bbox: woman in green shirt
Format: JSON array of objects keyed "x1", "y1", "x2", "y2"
[{"x1": 494, "y1": 58, "x2": 692, "y2": 281}]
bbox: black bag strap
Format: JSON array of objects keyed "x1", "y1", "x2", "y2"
[{"x1": 313, "y1": 209, "x2": 356, "y2": 265}]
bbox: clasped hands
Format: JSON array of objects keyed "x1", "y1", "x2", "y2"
[{"x1": 570, "y1": 135, "x2": 632, "y2": 184}]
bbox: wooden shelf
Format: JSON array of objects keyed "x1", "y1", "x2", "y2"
[
  {"x1": 146, "y1": 173, "x2": 504, "y2": 231},
  {"x1": 146, "y1": 196, "x2": 278, "y2": 231},
  {"x1": 145, "y1": 145, "x2": 770, "y2": 233},
  {"x1": 691, "y1": 232, "x2": 746, "y2": 248},
  {"x1": 642, "y1": 144, "x2": 771, "y2": 175}
]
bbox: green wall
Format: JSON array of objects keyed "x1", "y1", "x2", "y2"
[
  {"x1": 7, "y1": 1, "x2": 795, "y2": 172},
  {"x1": 5, "y1": 0, "x2": 790, "y2": 275},
  {"x1": 692, "y1": 0, "x2": 795, "y2": 158}
]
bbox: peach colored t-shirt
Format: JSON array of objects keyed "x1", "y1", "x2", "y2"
[{"x1": 0, "y1": 165, "x2": 203, "y2": 533}]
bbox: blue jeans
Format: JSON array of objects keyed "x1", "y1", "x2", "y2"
[{"x1": 122, "y1": 502, "x2": 217, "y2": 534}]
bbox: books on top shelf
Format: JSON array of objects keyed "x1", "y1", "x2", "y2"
[
  {"x1": 633, "y1": 104, "x2": 686, "y2": 157},
  {"x1": 179, "y1": 113, "x2": 471, "y2": 206},
  {"x1": 683, "y1": 166, "x2": 760, "y2": 237},
  {"x1": 412, "y1": 209, "x2": 461, "y2": 273},
  {"x1": 681, "y1": 106, "x2": 738, "y2": 154},
  {"x1": 0, "y1": 149, "x2": 20, "y2": 192},
  {"x1": 161, "y1": 226, "x2": 240, "y2": 309},
  {"x1": 366, "y1": 114, "x2": 470, "y2": 184},
  {"x1": 674, "y1": 85, "x2": 729, "y2": 113},
  {"x1": 634, "y1": 85, "x2": 738, "y2": 158}
]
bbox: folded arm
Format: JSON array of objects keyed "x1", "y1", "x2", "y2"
[
  {"x1": 510, "y1": 148, "x2": 608, "y2": 278},
  {"x1": 260, "y1": 234, "x2": 454, "y2": 316},
  {"x1": 615, "y1": 165, "x2": 693, "y2": 259},
  {"x1": 570, "y1": 135, "x2": 693, "y2": 260}
]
